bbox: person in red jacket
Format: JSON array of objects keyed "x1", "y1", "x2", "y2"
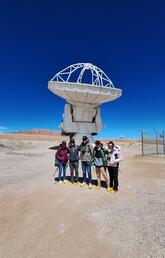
[{"x1": 55, "y1": 141, "x2": 68, "y2": 184}]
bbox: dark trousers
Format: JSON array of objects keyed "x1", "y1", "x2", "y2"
[
  {"x1": 108, "y1": 166, "x2": 119, "y2": 190},
  {"x1": 69, "y1": 161, "x2": 79, "y2": 182}
]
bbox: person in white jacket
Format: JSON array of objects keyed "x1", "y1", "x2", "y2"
[{"x1": 107, "y1": 141, "x2": 123, "y2": 192}]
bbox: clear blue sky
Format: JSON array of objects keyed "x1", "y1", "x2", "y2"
[{"x1": 1, "y1": 0, "x2": 165, "y2": 138}]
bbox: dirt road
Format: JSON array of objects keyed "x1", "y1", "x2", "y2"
[{"x1": 0, "y1": 140, "x2": 165, "y2": 258}]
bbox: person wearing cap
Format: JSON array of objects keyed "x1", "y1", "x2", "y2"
[
  {"x1": 55, "y1": 141, "x2": 68, "y2": 184},
  {"x1": 106, "y1": 141, "x2": 123, "y2": 192},
  {"x1": 79, "y1": 136, "x2": 93, "y2": 189},
  {"x1": 68, "y1": 138, "x2": 80, "y2": 184},
  {"x1": 93, "y1": 140, "x2": 110, "y2": 191}
]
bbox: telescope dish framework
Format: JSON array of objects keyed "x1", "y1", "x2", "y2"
[{"x1": 50, "y1": 63, "x2": 114, "y2": 88}]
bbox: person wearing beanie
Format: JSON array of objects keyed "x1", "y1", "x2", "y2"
[
  {"x1": 93, "y1": 140, "x2": 110, "y2": 192},
  {"x1": 55, "y1": 141, "x2": 68, "y2": 184},
  {"x1": 79, "y1": 136, "x2": 93, "y2": 189},
  {"x1": 68, "y1": 138, "x2": 80, "y2": 184}
]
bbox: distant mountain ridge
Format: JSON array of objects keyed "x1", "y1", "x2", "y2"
[{"x1": 11, "y1": 129, "x2": 61, "y2": 136}]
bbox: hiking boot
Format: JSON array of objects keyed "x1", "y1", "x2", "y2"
[
  {"x1": 88, "y1": 183, "x2": 93, "y2": 189},
  {"x1": 106, "y1": 187, "x2": 111, "y2": 192},
  {"x1": 64, "y1": 180, "x2": 68, "y2": 184},
  {"x1": 79, "y1": 182, "x2": 85, "y2": 187},
  {"x1": 96, "y1": 185, "x2": 100, "y2": 190},
  {"x1": 110, "y1": 187, "x2": 113, "y2": 191}
]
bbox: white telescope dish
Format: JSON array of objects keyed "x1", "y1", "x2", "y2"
[
  {"x1": 48, "y1": 81, "x2": 121, "y2": 107},
  {"x1": 48, "y1": 63, "x2": 122, "y2": 143}
]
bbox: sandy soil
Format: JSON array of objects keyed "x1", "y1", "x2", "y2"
[{"x1": 0, "y1": 137, "x2": 165, "y2": 258}]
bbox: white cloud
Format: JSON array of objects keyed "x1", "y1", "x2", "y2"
[
  {"x1": 120, "y1": 135, "x2": 125, "y2": 139},
  {"x1": 0, "y1": 126, "x2": 9, "y2": 134},
  {"x1": 0, "y1": 126, "x2": 8, "y2": 130}
]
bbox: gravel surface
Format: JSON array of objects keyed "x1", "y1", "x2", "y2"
[{"x1": 0, "y1": 139, "x2": 165, "y2": 258}]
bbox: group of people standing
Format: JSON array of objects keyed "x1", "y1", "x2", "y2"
[{"x1": 55, "y1": 136, "x2": 123, "y2": 192}]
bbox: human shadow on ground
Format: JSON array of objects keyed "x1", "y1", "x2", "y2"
[{"x1": 53, "y1": 175, "x2": 107, "y2": 188}]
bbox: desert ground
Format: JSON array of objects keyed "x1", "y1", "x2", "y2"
[{"x1": 0, "y1": 134, "x2": 165, "y2": 258}]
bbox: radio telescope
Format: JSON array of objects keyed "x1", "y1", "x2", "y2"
[{"x1": 48, "y1": 63, "x2": 122, "y2": 143}]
